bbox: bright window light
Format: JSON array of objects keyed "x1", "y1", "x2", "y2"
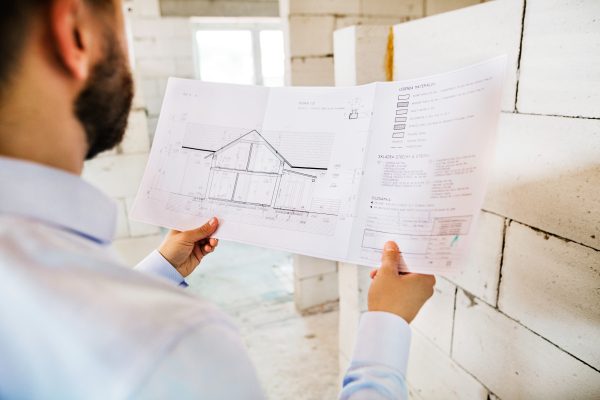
[
  {"x1": 196, "y1": 30, "x2": 254, "y2": 85},
  {"x1": 192, "y1": 18, "x2": 285, "y2": 86},
  {"x1": 260, "y1": 30, "x2": 285, "y2": 87}
]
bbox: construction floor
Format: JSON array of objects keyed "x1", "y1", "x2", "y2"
[{"x1": 185, "y1": 240, "x2": 340, "y2": 400}]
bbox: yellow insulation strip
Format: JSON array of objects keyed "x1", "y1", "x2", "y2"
[{"x1": 384, "y1": 26, "x2": 394, "y2": 81}]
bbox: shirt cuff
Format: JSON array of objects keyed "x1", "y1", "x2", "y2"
[
  {"x1": 351, "y1": 311, "x2": 412, "y2": 375},
  {"x1": 133, "y1": 250, "x2": 187, "y2": 287}
]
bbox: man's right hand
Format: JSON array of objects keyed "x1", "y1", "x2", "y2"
[{"x1": 367, "y1": 241, "x2": 436, "y2": 324}]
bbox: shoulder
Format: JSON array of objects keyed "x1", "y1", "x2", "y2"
[{"x1": 0, "y1": 214, "x2": 235, "y2": 399}]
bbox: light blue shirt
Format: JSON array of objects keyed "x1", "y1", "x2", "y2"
[{"x1": 0, "y1": 156, "x2": 411, "y2": 399}]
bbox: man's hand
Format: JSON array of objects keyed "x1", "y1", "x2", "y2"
[
  {"x1": 158, "y1": 217, "x2": 219, "y2": 278},
  {"x1": 367, "y1": 241, "x2": 436, "y2": 323}
]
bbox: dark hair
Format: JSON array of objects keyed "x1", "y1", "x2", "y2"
[{"x1": 0, "y1": 0, "x2": 114, "y2": 95}]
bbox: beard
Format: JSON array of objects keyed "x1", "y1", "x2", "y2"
[{"x1": 75, "y1": 31, "x2": 134, "y2": 160}]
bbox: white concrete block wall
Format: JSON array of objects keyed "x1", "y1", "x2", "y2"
[
  {"x1": 407, "y1": 329, "x2": 488, "y2": 400},
  {"x1": 499, "y1": 221, "x2": 600, "y2": 370},
  {"x1": 485, "y1": 112, "x2": 600, "y2": 250},
  {"x1": 392, "y1": 0, "x2": 523, "y2": 112},
  {"x1": 453, "y1": 289, "x2": 600, "y2": 399},
  {"x1": 334, "y1": 0, "x2": 600, "y2": 397},
  {"x1": 281, "y1": 0, "x2": 430, "y2": 87},
  {"x1": 447, "y1": 211, "x2": 505, "y2": 307},
  {"x1": 127, "y1": 0, "x2": 194, "y2": 143},
  {"x1": 289, "y1": 16, "x2": 336, "y2": 57},
  {"x1": 293, "y1": 254, "x2": 339, "y2": 310},
  {"x1": 291, "y1": 57, "x2": 335, "y2": 86},
  {"x1": 425, "y1": 0, "x2": 482, "y2": 16},
  {"x1": 516, "y1": 0, "x2": 600, "y2": 118},
  {"x1": 411, "y1": 277, "x2": 456, "y2": 354},
  {"x1": 333, "y1": 25, "x2": 390, "y2": 87},
  {"x1": 337, "y1": 263, "x2": 373, "y2": 387}
]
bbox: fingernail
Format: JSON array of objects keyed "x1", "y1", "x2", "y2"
[
  {"x1": 209, "y1": 217, "x2": 217, "y2": 226},
  {"x1": 384, "y1": 241, "x2": 398, "y2": 251}
]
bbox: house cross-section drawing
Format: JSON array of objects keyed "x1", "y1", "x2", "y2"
[{"x1": 202, "y1": 130, "x2": 321, "y2": 212}]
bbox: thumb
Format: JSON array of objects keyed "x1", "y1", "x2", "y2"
[
  {"x1": 379, "y1": 241, "x2": 400, "y2": 275},
  {"x1": 181, "y1": 217, "x2": 218, "y2": 242}
]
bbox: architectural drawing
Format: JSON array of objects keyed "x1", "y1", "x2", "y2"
[
  {"x1": 359, "y1": 213, "x2": 473, "y2": 270},
  {"x1": 344, "y1": 98, "x2": 371, "y2": 120},
  {"x1": 131, "y1": 58, "x2": 506, "y2": 275},
  {"x1": 148, "y1": 118, "x2": 342, "y2": 236},
  {"x1": 204, "y1": 130, "x2": 317, "y2": 210}
]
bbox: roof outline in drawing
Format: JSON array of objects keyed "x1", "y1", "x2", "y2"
[
  {"x1": 181, "y1": 122, "x2": 334, "y2": 170},
  {"x1": 189, "y1": 129, "x2": 328, "y2": 171}
]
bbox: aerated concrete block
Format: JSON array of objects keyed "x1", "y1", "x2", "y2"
[
  {"x1": 132, "y1": 38, "x2": 157, "y2": 58},
  {"x1": 484, "y1": 112, "x2": 600, "y2": 250},
  {"x1": 112, "y1": 233, "x2": 163, "y2": 268},
  {"x1": 125, "y1": 197, "x2": 161, "y2": 237},
  {"x1": 453, "y1": 289, "x2": 600, "y2": 399},
  {"x1": 334, "y1": 16, "x2": 408, "y2": 31},
  {"x1": 175, "y1": 57, "x2": 194, "y2": 78},
  {"x1": 338, "y1": 300, "x2": 364, "y2": 361},
  {"x1": 407, "y1": 329, "x2": 488, "y2": 400},
  {"x1": 137, "y1": 58, "x2": 177, "y2": 78},
  {"x1": 337, "y1": 262, "x2": 370, "y2": 313},
  {"x1": 82, "y1": 153, "x2": 149, "y2": 198},
  {"x1": 361, "y1": 0, "x2": 423, "y2": 19},
  {"x1": 426, "y1": 0, "x2": 482, "y2": 16},
  {"x1": 411, "y1": 277, "x2": 456, "y2": 354},
  {"x1": 289, "y1": 16, "x2": 336, "y2": 57},
  {"x1": 294, "y1": 270, "x2": 339, "y2": 310},
  {"x1": 333, "y1": 25, "x2": 389, "y2": 87},
  {"x1": 499, "y1": 221, "x2": 600, "y2": 370},
  {"x1": 447, "y1": 211, "x2": 505, "y2": 307},
  {"x1": 291, "y1": 57, "x2": 335, "y2": 86},
  {"x1": 516, "y1": 0, "x2": 600, "y2": 118},
  {"x1": 115, "y1": 198, "x2": 130, "y2": 239},
  {"x1": 141, "y1": 78, "x2": 159, "y2": 99},
  {"x1": 132, "y1": 0, "x2": 161, "y2": 17},
  {"x1": 294, "y1": 254, "x2": 337, "y2": 279},
  {"x1": 289, "y1": 0, "x2": 360, "y2": 15},
  {"x1": 393, "y1": 0, "x2": 524, "y2": 112},
  {"x1": 156, "y1": 38, "x2": 192, "y2": 58},
  {"x1": 121, "y1": 110, "x2": 150, "y2": 155}
]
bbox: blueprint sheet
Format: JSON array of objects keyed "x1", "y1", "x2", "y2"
[{"x1": 131, "y1": 56, "x2": 506, "y2": 276}]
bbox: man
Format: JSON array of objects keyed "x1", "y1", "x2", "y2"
[{"x1": 0, "y1": 0, "x2": 436, "y2": 398}]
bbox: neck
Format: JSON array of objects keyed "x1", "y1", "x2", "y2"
[{"x1": 0, "y1": 44, "x2": 88, "y2": 175}]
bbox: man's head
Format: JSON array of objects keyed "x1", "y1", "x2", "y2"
[{"x1": 0, "y1": 0, "x2": 133, "y2": 170}]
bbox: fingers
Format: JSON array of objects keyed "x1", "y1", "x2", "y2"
[
  {"x1": 198, "y1": 239, "x2": 218, "y2": 257},
  {"x1": 181, "y1": 217, "x2": 219, "y2": 243},
  {"x1": 379, "y1": 241, "x2": 400, "y2": 275},
  {"x1": 370, "y1": 269, "x2": 378, "y2": 279}
]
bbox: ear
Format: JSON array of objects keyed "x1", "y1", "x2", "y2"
[{"x1": 49, "y1": 0, "x2": 93, "y2": 81}]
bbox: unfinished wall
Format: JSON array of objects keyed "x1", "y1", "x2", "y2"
[
  {"x1": 335, "y1": 0, "x2": 600, "y2": 398},
  {"x1": 126, "y1": 0, "x2": 195, "y2": 144},
  {"x1": 280, "y1": 0, "x2": 495, "y2": 87},
  {"x1": 159, "y1": 0, "x2": 279, "y2": 17}
]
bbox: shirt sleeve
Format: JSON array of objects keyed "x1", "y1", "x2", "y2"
[
  {"x1": 339, "y1": 311, "x2": 412, "y2": 400},
  {"x1": 131, "y1": 321, "x2": 267, "y2": 400},
  {"x1": 133, "y1": 250, "x2": 188, "y2": 287}
]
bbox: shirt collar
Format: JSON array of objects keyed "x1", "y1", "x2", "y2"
[{"x1": 0, "y1": 156, "x2": 117, "y2": 245}]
